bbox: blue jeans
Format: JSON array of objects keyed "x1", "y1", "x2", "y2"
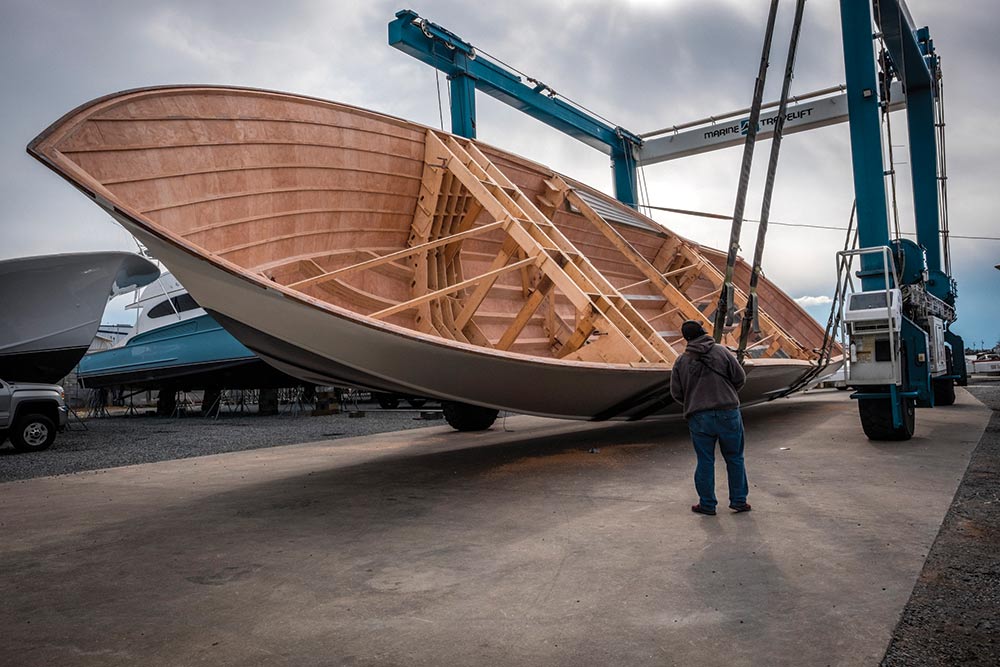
[{"x1": 688, "y1": 409, "x2": 748, "y2": 511}]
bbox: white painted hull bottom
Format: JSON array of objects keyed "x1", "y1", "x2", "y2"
[{"x1": 114, "y1": 211, "x2": 833, "y2": 421}]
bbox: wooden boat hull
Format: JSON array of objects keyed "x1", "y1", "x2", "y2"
[
  {"x1": 98, "y1": 219, "x2": 815, "y2": 419},
  {"x1": 29, "y1": 86, "x2": 837, "y2": 420}
]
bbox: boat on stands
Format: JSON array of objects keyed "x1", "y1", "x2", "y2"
[
  {"x1": 0, "y1": 251, "x2": 158, "y2": 383},
  {"x1": 77, "y1": 271, "x2": 300, "y2": 390},
  {"x1": 29, "y1": 85, "x2": 838, "y2": 427}
]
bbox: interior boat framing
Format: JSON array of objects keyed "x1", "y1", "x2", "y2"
[{"x1": 28, "y1": 85, "x2": 836, "y2": 420}]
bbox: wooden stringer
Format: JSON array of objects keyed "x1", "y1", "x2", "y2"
[
  {"x1": 543, "y1": 175, "x2": 740, "y2": 350},
  {"x1": 647, "y1": 222, "x2": 809, "y2": 360},
  {"x1": 416, "y1": 130, "x2": 678, "y2": 364}
]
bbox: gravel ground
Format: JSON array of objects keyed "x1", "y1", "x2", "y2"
[
  {"x1": 882, "y1": 377, "x2": 1000, "y2": 666},
  {"x1": 0, "y1": 401, "x2": 446, "y2": 483}
]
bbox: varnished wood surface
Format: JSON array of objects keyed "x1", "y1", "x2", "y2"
[{"x1": 30, "y1": 86, "x2": 830, "y2": 367}]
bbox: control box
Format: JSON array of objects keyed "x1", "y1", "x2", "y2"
[
  {"x1": 844, "y1": 289, "x2": 902, "y2": 385},
  {"x1": 927, "y1": 315, "x2": 947, "y2": 376}
]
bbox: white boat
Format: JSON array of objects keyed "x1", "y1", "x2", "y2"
[
  {"x1": 0, "y1": 251, "x2": 159, "y2": 383},
  {"x1": 77, "y1": 272, "x2": 299, "y2": 390}
]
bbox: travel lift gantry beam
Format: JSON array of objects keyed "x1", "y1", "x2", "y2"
[
  {"x1": 389, "y1": 2, "x2": 964, "y2": 440},
  {"x1": 388, "y1": 8, "x2": 891, "y2": 209},
  {"x1": 388, "y1": 8, "x2": 903, "y2": 205},
  {"x1": 389, "y1": 9, "x2": 644, "y2": 208}
]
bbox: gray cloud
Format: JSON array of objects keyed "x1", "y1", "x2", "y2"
[{"x1": 0, "y1": 0, "x2": 995, "y2": 344}]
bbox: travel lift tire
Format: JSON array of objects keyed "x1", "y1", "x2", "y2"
[
  {"x1": 858, "y1": 394, "x2": 915, "y2": 441},
  {"x1": 933, "y1": 348, "x2": 957, "y2": 406},
  {"x1": 442, "y1": 401, "x2": 499, "y2": 432},
  {"x1": 932, "y1": 377, "x2": 956, "y2": 406}
]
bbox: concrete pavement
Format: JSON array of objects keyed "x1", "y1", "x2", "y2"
[{"x1": 1, "y1": 389, "x2": 990, "y2": 666}]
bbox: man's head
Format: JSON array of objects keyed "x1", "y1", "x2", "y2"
[{"x1": 681, "y1": 320, "x2": 707, "y2": 341}]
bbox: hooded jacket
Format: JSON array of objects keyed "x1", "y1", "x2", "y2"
[{"x1": 669, "y1": 334, "x2": 747, "y2": 418}]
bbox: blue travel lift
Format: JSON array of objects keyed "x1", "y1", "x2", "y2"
[
  {"x1": 388, "y1": 1, "x2": 965, "y2": 440},
  {"x1": 839, "y1": 0, "x2": 965, "y2": 439},
  {"x1": 388, "y1": 9, "x2": 644, "y2": 208}
]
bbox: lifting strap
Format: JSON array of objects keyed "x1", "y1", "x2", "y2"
[
  {"x1": 775, "y1": 201, "x2": 858, "y2": 399},
  {"x1": 713, "y1": 0, "x2": 781, "y2": 342},
  {"x1": 737, "y1": 0, "x2": 808, "y2": 361}
]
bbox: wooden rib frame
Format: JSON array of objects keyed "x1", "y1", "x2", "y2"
[{"x1": 300, "y1": 128, "x2": 808, "y2": 364}]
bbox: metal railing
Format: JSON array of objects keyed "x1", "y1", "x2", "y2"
[{"x1": 836, "y1": 246, "x2": 901, "y2": 386}]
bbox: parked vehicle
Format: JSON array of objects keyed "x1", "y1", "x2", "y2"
[
  {"x1": 77, "y1": 272, "x2": 302, "y2": 394},
  {"x1": 972, "y1": 353, "x2": 1000, "y2": 376},
  {"x1": 0, "y1": 379, "x2": 68, "y2": 452}
]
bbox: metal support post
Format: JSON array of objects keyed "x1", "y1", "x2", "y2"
[
  {"x1": 449, "y1": 53, "x2": 477, "y2": 139},
  {"x1": 840, "y1": 0, "x2": 891, "y2": 291},
  {"x1": 905, "y1": 85, "x2": 950, "y2": 298},
  {"x1": 611, "y1": 147, "x2": 638, "y2": 209}
]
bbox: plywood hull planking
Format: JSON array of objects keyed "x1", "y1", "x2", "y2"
[{"x1": 29, "y1": 86, "x2": 837, "y2": 419}]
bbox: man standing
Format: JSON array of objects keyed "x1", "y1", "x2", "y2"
[{"x1": 669, "y1": 320, "x2": 751, "y2": 516}]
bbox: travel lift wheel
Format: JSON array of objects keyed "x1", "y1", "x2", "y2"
[
  {"x1": 932, "y1": 377, "x2": 956, "y2": 406},
  {"x1": 932, "y1": 348, "x2": 957, "y2": 406},
  {"x1": 858, "y1": 394, "x2": 915, "y2": 441},
  {"x1": 442, "y1": 401, "x2": 499, "y2": 432}
]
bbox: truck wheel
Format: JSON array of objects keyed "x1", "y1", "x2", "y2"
[
  {"x1": 10, "y1": 413, "x2": 57, "y2": 452},
  {"x1": 406, "y1": 397, "x2": 427, "y2": 409},
  {"x1": 442, "y1": 401, "x2": 499, "y2": 432},
  {"x1": 858, "y1": 396, "x2": 915, "y2": 441}
]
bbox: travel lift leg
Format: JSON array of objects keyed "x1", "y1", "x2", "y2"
[
  {"x1": 837, "y1": 0, "x2": 963, "y2": 440},
  {"x1": 840, "y1": 1, "x2": 914, "y2": 440}
]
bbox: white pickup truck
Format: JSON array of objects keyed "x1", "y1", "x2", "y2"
[{"x1": 0, "y1": 379, "x2": 68, "y2": 452}]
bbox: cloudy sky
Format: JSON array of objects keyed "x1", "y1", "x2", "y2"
[{"x1": 1, "y1": 0, "x2": 996, "y2": 346}]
